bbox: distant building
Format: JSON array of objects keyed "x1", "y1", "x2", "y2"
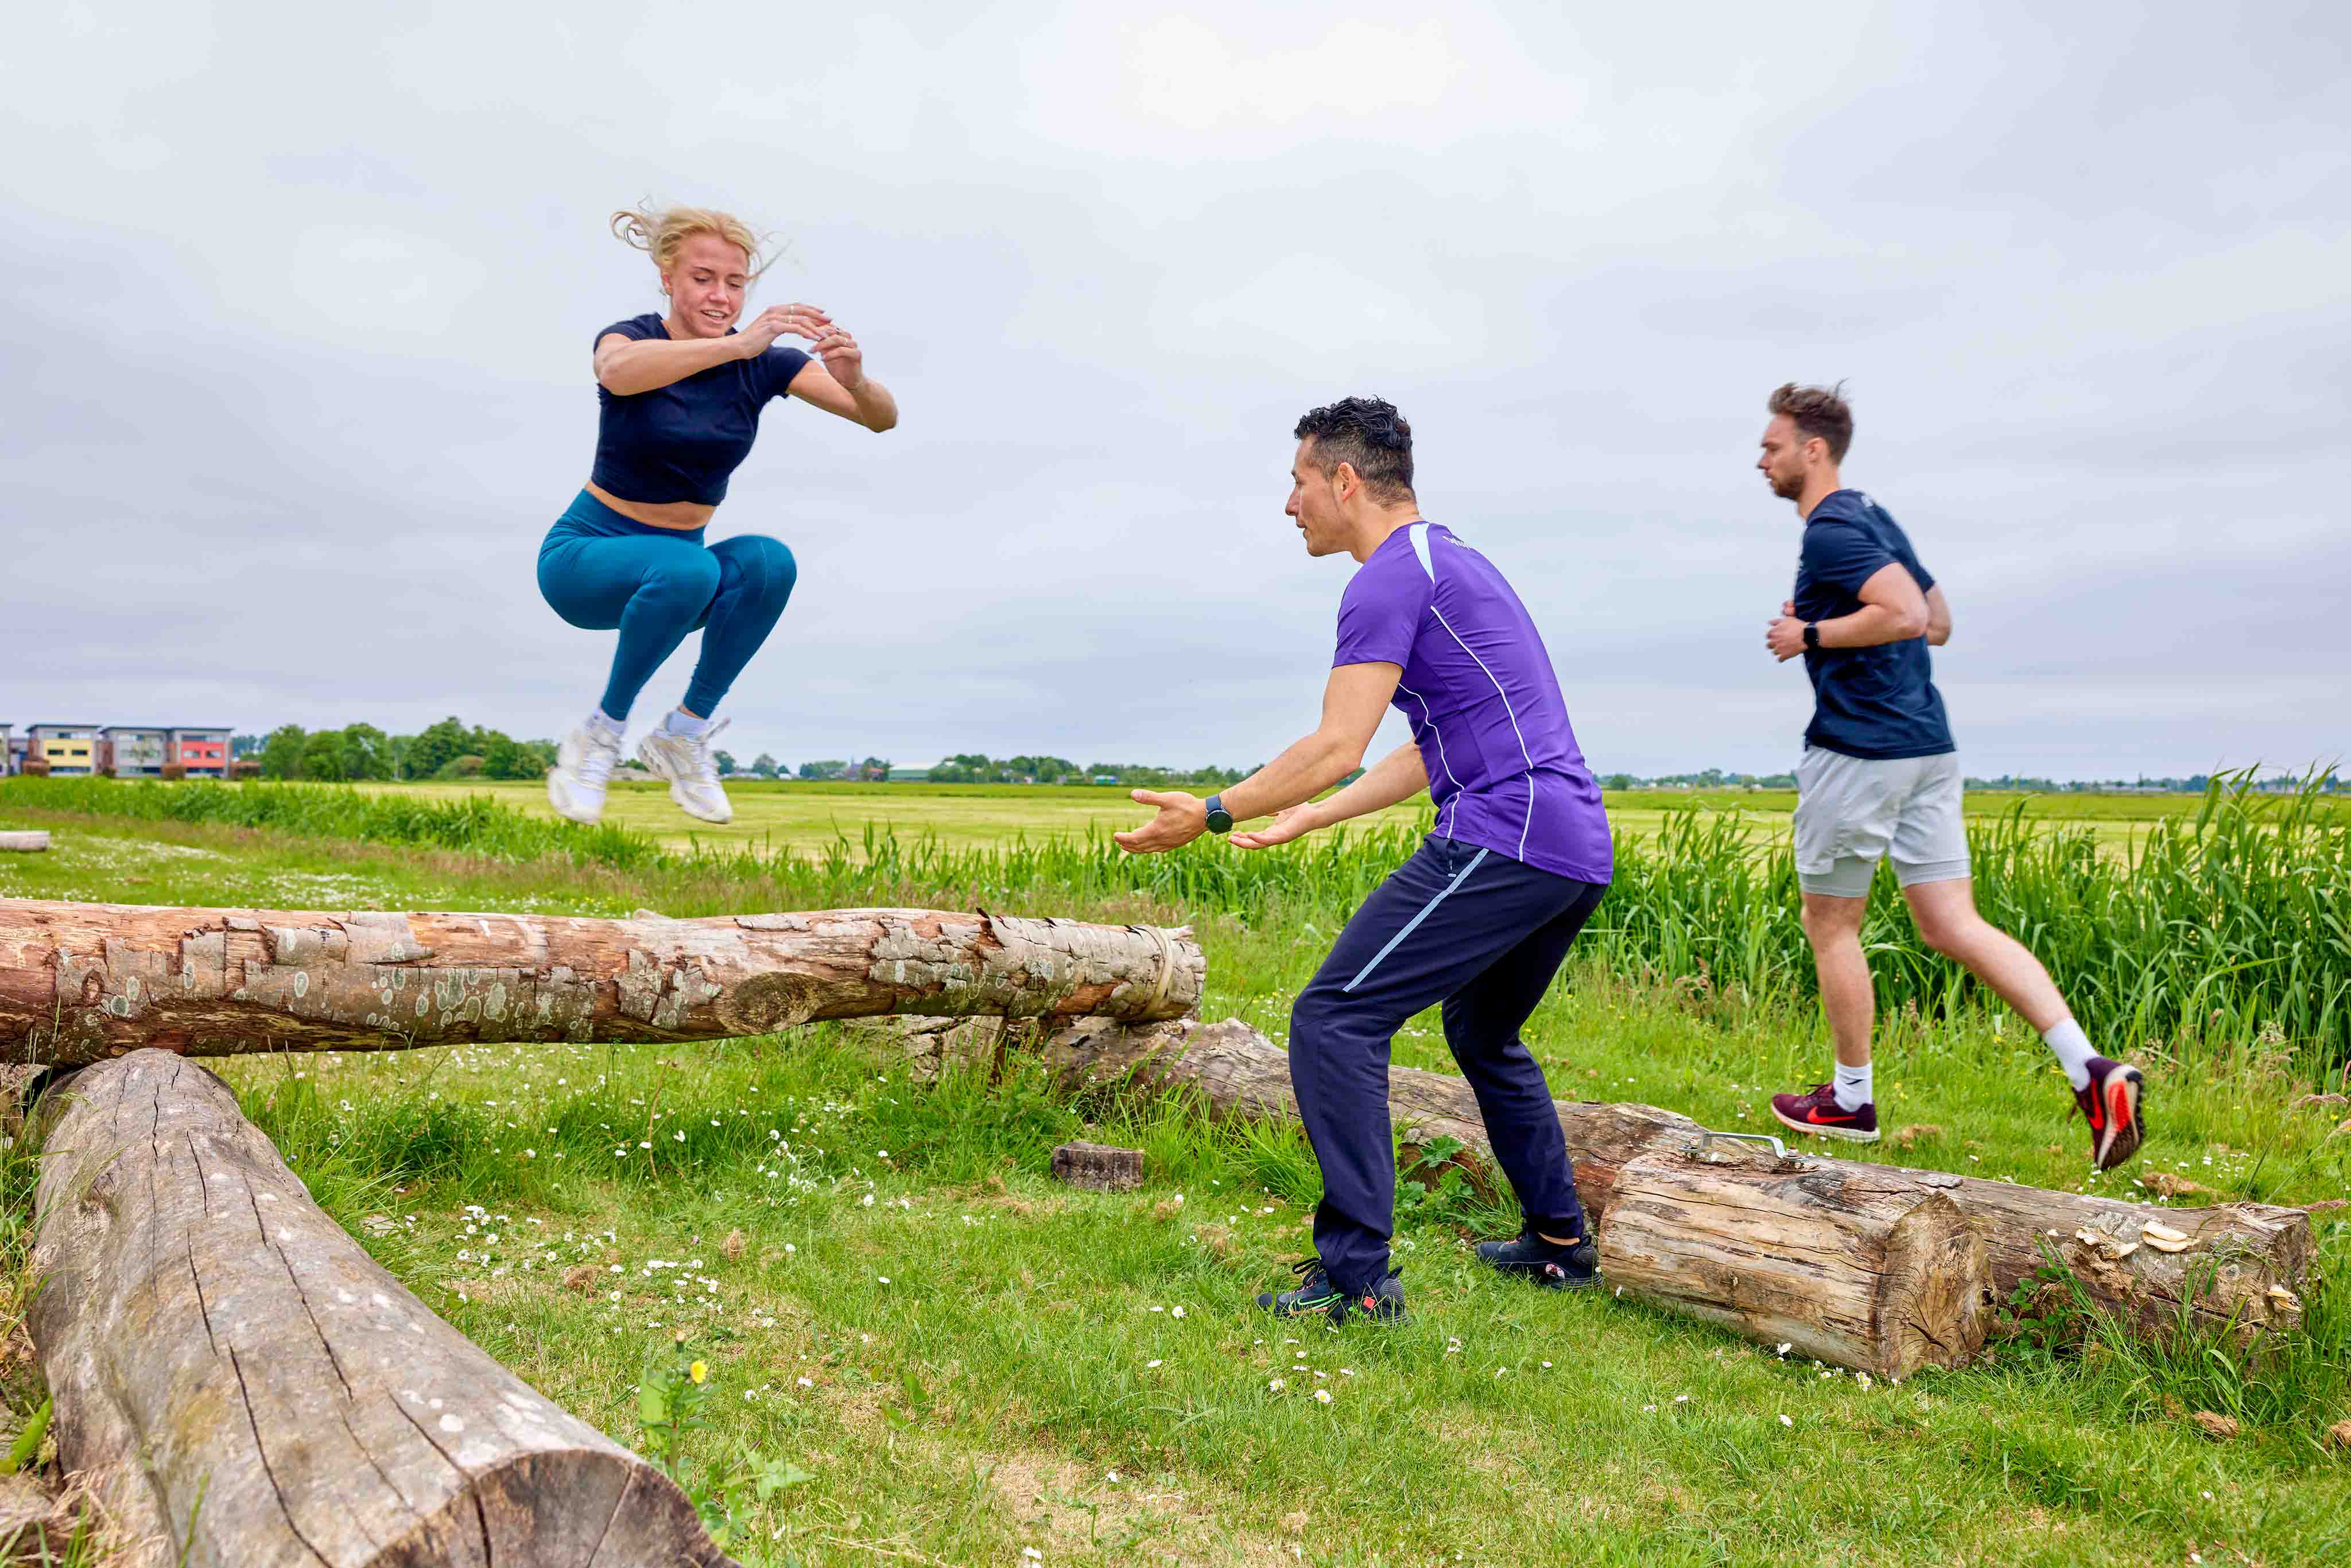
[
  {"x1": 170, "y1": 727, "x2": 231, "y2": 778},
  {"x1": 26, "y1": 723, "x2": 101, "y2": 775},
  {"x1": 102, "y1": 724, "x2": 170, "y2": 777},
  {"x1": 884, "y1": 767, "x2": 931, "y2": 782}
]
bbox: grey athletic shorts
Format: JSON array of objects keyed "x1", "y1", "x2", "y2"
[{"x1": 1793, "y1": 747, "x2": 1970, "y2": 897}]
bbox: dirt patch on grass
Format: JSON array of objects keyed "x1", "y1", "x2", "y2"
[{"x1": 986, "y1": 1449, "x2": 1297, "y2": 1565}]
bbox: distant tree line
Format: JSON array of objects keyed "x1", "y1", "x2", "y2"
[
  {"x1": 254, "y1": 718, "x2": 557, "y2": 782},
  {"x1": 796, "y1": 757, "x2": 893, "y2": 781},
  {"x1": 921, "y1": 754, "x2": 1255, "y2": 786}
]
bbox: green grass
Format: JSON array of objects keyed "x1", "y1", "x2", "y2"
[
  {"x1": 9, "y1": 770, "x2": 2347, "y2": 1066},
  {"x1": 1, "y1": 803, "x2": 2348, "y2": 1562}
]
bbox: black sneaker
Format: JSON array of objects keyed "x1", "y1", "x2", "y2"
[
  {"x1": 1256, "y1": 1259, "x2": 1407, "y2": 1325},
  {"x1": 1476, "y1": 1232, "x2": 1600, "y2": 1290}
]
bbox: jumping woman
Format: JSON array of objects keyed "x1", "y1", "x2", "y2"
[{"x1": 542, "y1": 205, "x2": 897, "y2": 825}]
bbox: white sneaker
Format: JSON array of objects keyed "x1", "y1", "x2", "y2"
[
  {"x1": 547, "y1": 719, "x2": 624, "y2": 825},
  {"x1": 635, "y1": 717, "x2": 733, "y2": 824}
]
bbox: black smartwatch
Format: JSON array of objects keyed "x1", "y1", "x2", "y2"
[
  {"x1": 1801, "y1": 622, "x2": 1822, "y2": 651},
  {"x1": 1203, "y1": 794, "x2": 1234, "y2": 834}
]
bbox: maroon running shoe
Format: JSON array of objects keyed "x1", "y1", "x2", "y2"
[
  {"x1": 1770, "y1": 1082, "x2": 1879, "y2": 1143},
  {"x1": 2075, "y1": 1057, "x2": 2146, "y2": 1171}
]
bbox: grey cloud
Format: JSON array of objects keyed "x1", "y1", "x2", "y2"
[{"x1": 4, "y1": 1, "x2": 2344, "y2": 782}]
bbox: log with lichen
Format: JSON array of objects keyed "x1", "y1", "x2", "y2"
[
  {"x1": 31, "y1": 1048, "x2": 739, "y2": 1567},
  {"x1": 0, "y1": 899, "x2": 1202, "y2": 1066},
  {"x1": 868, "y1": 1014, "x2": 2314, "y2": 1356}
]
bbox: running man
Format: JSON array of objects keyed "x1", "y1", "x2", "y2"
[
  {"x1": 1117, "y1": 397, "x2": 1616, "y2": 1323},
  {"x1": 1756, "y1": 382, "x2": 2146, "y2": 1169},
  {"x1": 541, "y1": 204, "x2": 897, "y2": 826}
]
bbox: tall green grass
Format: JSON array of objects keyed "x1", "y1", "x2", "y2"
[{"x1": 8, "y1": 769, "x2": 2345, "y2": 1068}]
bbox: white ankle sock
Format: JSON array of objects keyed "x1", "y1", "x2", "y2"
[
  {"x1": 585, "y1": 709, "x2": 624, "y2": 739},
  {"x1": 1832, "y1": 1061, "x2": 1872, "y2": 1112},
  {"x1": 664, "y1": 708, "x2": 713, "y2": 738},
  {"x1": 2043, "y1": 1018, "x2": 2096, "y2": 1089}
]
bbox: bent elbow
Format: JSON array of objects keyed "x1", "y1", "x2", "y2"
[
  {"x1": 866, "y1": 411, "x2": 898, "y2": 433},
  {"x1": 1898, "y1": 609, "x2": 1930, "y2": 640}
]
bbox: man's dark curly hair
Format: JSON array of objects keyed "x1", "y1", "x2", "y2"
[
  {"x1": 1767, "y1": 382, "x2": 1854, "y2": 463},
  {"x1": 1294, "y1": 396, "x2": 1415, "y2": 503}
]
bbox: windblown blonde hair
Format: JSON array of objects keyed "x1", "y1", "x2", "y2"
[{"x1": 609, "y1": 204, "x2": 771, "y2": 281}]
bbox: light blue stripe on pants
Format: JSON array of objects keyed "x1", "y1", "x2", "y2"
[{"x1": 537, "y1": 489, "x2": 796, "y2": 721}]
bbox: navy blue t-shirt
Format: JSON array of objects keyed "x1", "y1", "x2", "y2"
[
  {"x1": 1791, "y1": 489, "x2": 1954, "y2": 760},
  {"x1": 589, "y1": 315, "x2": 811, "y2": 506}
]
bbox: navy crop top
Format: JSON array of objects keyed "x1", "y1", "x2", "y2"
[{"x1": 589, "y1": 314, "x2": 812, "y2": 506}]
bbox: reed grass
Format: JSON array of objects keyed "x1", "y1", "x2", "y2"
[{"x1": 8, "y1": 767, "x2": 2344, "y2": 1070}]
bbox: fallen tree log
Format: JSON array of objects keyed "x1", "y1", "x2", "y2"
[
  {"x1": 867, "y1": 1015, "x2": 2313, "y2": 1356},
  {"x1": 32, "y1": 1049, "x2": 738, "y2": 1568},
  {"x1": 0, "y1": 899, "x2": 1202, "y2": 1066},
  {"x1": 1603, "y1": 1151, "x2": 1988, "y2": 1377}
]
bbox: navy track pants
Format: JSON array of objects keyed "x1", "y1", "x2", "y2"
[{"x1": 1289, "y1": 834, "x2": 1606, "y2": 1294}]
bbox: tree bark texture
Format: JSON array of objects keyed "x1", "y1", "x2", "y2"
[
  {"x1": 1050, "y1": 1142, "x2": 1145, "y2": 1192},
  {"x1": 1601, "y1": 1151, "x2": 1988, "y2": 1378},
  {"x1": 874, "y1": 1014, "x2": 2314, "y2": 1353},
  {"x1": 30, "y1": 1049, "x2": 738, "y2": 1568},
  {"x1": 0, "y1": 899, "x2": 1204, "y2": 1067}
]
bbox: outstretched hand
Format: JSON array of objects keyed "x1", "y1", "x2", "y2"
[
  {"x1": 1230, "y1": 804, "x2": 1318, "y2": 852},
  {"x1": 1113, "y1": 789, "x2": 1206, "y2": 856}
]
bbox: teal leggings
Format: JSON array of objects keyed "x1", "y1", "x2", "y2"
[{"x1": 537, "y1": 490, "x2": 796, "y2": 721}]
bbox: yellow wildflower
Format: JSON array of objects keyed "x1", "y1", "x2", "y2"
[{"x1": 689, "y1": 1360, "x2": 708, "y2": 1385}]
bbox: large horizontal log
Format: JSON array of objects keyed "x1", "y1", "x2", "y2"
[
  {"x1": 31, "y1": 1049, "x2": 738, "y2": 1567},
  {"x1": 0, "y1": 899, "x2": 1202, "y2": 1066},
  {"x1": 1602, "y1": 1152, "x2": 1989, "y2": 1379},
  {"x1": 876, "y1": 1015, "x2": 2314, "y2": 1354}
]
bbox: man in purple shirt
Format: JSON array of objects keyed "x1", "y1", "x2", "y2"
[{"x1": 1118, "y1": 397, "x2": 1615, "y2": 1325}]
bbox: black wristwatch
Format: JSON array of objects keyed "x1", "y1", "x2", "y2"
[
  {"x1": 1802, "y1": 622, "x2": 1822, "y2": 651},
  {"x1": 1203, "y1": 794, "x2": 1234, "y2": 835}
]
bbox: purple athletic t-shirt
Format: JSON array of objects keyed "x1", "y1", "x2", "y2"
[{"x1": 1333, "y1": 521, "x2": 1612, "y2": 884}]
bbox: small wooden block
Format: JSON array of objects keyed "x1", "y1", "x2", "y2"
[
  {"x1": 0, "y1": 831, "x2": 50, "y2": 853},
  {"x1": 1052, "y1": 1140, "x2": 1143, "y2": 1192}
]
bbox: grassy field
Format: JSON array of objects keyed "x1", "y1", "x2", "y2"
[
  {"x1": 351, "y1": 778, "x2": 2271, "y2": 856},
  {"x1": 1, "y1": 795, "x2": 2347, "y2": 1565}
]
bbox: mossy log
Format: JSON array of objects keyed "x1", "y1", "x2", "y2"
[
  {"x1": 870, "y1": 1014, "x2": 2313, "y2": 1357},
  {"x1": 30, "y1": 1049, "x2": 738, "y2": 1568},
  {"x1": 0, "y1": 899, "x2": 1203, "y2": 1066}
]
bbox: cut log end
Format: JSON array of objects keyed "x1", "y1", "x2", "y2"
[
  {"x1": 1599, "y1": 1153, "x2": 1992, "y2": 1380},
  {"x1": 30, "y1": 1050, "x2": 741, "y2": 1568},
  {"x1": 1052, "y1": 1141, "x2": 1144, "y2": 1192}
]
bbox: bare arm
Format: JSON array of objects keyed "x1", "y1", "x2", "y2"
[
  {"x1": 593, "y1": 331, "x2": 750, "y2": 395},
  {"x1": 593, "y1": 304, "x2": 836, "y2": 397},
  {"x1": 787, "y1": 344, "x2": 898, "y2": 433},
  {"x1": 1231, "y1": 742, "x2": 1426, "y2": 851},
  {"x1": 1924, "y1": 584, "x2": 1950, "y2": 646},
  {"x1": 1766, "y1": 562, "x2": 1929, "y2": 661},
  {"x1": 1114, "y1": 662, "x2": 1400, "y2": 854}
]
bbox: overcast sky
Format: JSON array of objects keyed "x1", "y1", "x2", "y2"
[{"x1": 6, "y1": 3, "x2": 2345, "y2": 781}]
